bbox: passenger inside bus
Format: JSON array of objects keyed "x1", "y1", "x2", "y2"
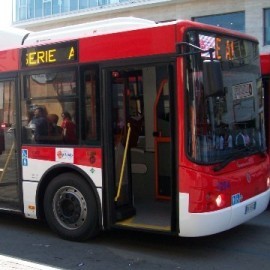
[
  {"x1": 31, "y1": 107, "x2": 49, "y2": 143},
  {"x1": 61, "y1": 111, "x2": 77, "y2": 144},
  {"x1": 47, "y1": 114, "x2": 63, "y2": 143}
]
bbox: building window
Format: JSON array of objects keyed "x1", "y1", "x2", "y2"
[
  {"x1": 193, "y1": 12, "x2": 245, "y2": 32},
  {"x1": 15, "y1": 0, "x2": 142, "y2": 22},
  {"x1": 18, "y1": 0, "x2": 27, "y2": 20},
  {"x1": 43, "y1": 0, "x2": 52, "y2": 16},
  {"x1": 264, "y1": 8, "x2": 270, "y2": 45},
  {"x1": 79, "y1": 0, "x2": 89, "y2": 9},
  {"x1": 35, "y1": 0, "x2": 43, "y2": 18},
  {"x1": 70, "y1": 0, "x2": 79, "y2": 11}
]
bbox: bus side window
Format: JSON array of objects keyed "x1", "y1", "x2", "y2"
[
  {"x1": 82, "y1": 68, "x2": 100, "y2": 144},
  {"x1": 21, "y1": 70, "x2": 78, "y2": 145}
]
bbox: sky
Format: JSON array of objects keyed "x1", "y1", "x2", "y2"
[{"x1": 0, "y1": 0, "x2": 12, "y2": 27}]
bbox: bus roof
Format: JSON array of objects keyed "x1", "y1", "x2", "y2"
[
  {"x1": 22, "y1": 17, "x2": 156, "y2": 47},
  {"x1": 0, "y1": 17, "x2": 259, "y2": 52},
  {"x1": 0, "y1": 27, "x2": 31, "y2": 50}
]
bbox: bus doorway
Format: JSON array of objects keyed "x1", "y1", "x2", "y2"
[
  {"x1": 107, "y1": 64, "x2": 175, "y2": 232},
  {"x1": 0, "y1": 79, "x2": 20, "y2": 211}
]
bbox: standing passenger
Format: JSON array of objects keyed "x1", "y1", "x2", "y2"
[
  {"x1": 31, "y1": 107, "x2": 49, "y2": 143},
  {"x1": 61, "y1": 112, "x2": 77, "y2": 144}
]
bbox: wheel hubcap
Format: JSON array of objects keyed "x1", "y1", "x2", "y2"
[{"x1": 53, "y1": 186, "x2": 87, "y2": 230}]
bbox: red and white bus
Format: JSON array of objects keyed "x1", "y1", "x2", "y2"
[{"x1": 0, "y1": 17, "x2": 269, "y2": 241}]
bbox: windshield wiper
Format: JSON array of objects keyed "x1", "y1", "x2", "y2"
[{"x1": 213, "y1": 146, "x2": 267, "y2": 172}]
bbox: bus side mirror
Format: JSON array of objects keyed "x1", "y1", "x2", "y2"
[{"x1": 203, "y1": 60, "x2": 224, "y2": 97}]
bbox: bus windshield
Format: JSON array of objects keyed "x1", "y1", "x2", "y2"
[{"x1": 185, "y1": 31, "x2": 266, "y2": 164}]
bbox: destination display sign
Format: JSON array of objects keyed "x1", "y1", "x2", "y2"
[
  {"x1": 199, "y1": 33, "x2": 252, "y2": 62},
  {"x1": 21, "y1": 41, "x2": 78, "y2": 68}
]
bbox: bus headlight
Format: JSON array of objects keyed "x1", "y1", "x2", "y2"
[
  {"x1": 215, "y1": 194, "x2": 226, "y2": 208},
  {"x1": 205, "y1": 192, "x2": 227, "y2": 211},
  {"x1": 267, "y1": 177, "x2": 270, "y2": 188}
]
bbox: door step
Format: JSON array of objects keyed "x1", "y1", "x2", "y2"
[{"x1": 116, "y1": 205, "x2": 136, "y2": 221}]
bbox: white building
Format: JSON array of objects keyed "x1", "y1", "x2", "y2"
[{"x1": 11, "y1": 0, "x2": 270, "y2": 53}]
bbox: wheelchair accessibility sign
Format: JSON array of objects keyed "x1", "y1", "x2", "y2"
[{"x1": 22, "y1": 149, "x2": 28, "y2": 166}]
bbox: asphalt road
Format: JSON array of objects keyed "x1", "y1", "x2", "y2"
[{"x1": 0, "y1": 210, "x2": 269, "y2": 270}]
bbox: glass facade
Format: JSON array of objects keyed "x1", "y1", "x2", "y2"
[
  {"x1": 265, "y1": 8, "x2": 270, "y2": 45},
  {"x1": 15, "y1": 0, "x2": 132, "y2": 21},
  {"x1": 193, "y1": 12, "x2": 245, "y2": 32}
]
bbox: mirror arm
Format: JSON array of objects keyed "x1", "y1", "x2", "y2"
[{"x1": 176, "y1": 42, "x2": 215, "y2": 59}]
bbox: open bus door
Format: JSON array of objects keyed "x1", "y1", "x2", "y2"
[
  {"x1": 111, "y1": 70, "x2": 140, "y2": 220},
  {"x1": 104, "y1": 64, "x2": 175, "y2": 232},
  {"x1": 0, "y1": 79, "x2": 20, "y2": 211},
  {"x1": 153, "y1": 79, "x2": 171, "y2": 199}
]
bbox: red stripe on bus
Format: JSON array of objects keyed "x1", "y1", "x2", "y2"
[
  {"x1": 74, "y1": 148, "x2": 102, "y2": 168},
  {"x1": 22, "y1": 146, "x2": 102, "y2": 168},
  {"x1": 79, "y1": 25, "x2": 175, "y2": 63},
  {"x1": 23, "y1": 146, "x2": 55, "y2": 161},
  {"x1": 0, "y1": 49, "x2": 19, "y2": 72}
]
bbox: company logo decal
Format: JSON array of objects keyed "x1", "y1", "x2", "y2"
[{"x1": 55, "y1": 148, "x2": 74, "y2": 163}]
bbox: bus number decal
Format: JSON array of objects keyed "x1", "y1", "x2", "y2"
[{"x1": 231, "y1": 193, "x2": 243, "y2": 205}]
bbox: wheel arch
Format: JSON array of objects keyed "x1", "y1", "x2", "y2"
[{"x1": 36, "y1": 164, "x2": 102, "y2": 227}]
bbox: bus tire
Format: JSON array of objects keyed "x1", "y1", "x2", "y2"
[{"x1": 44, "y1": 173, "x2": 99, "y2": 241}]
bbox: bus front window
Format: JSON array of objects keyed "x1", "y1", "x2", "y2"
[{"x1": 186, "y1": 31, "x2": 266, "y2": 164}]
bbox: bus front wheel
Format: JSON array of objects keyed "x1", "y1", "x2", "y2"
[{"x1": 44, "y1": 173, "x2": 99, "y2": 241}]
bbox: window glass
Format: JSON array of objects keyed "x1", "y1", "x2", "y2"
[
  {"x1": 21, "y1": 68, "x2": 100, "y2": 145},
  {"x1": 99, "y1": 0, "x2": 108, "y2": 5},
  {"x1": 264, "y1": 8, "x2": 270, "y2": 45},
  {"x1": 82, "y1": 68, "x2": 100, "y2": 143},
  {"x1": 25, "y1": 71, "x2": 76, "y2": 98},
  {"x1": 61, "y1": 0, "x2": 71, "y2": 13},
  {"x1": 18, "y1": 0, "x2": 27, "y2": 20},
  {"x1": 35, "y1": 0, "x2": 42, "y2": 17},
  {"x1": 79, "y1": 0, "x2": 88, "y2": 9},
  {"x1": 43, "y1": 0, "x2": 52, "y2": 16},
  {"x1": 0, "y1": 80, "x2": 18, "y2": 191},
  {"x1": 21, "y1": 70, "x2": 78, "y2": 145},
  {"x1": 89, "y1": 0, "x2": 98, "y2": 8},
  {"x1": 52, "y1": 0, "x2": 60, "y2": 14},
  {"x1": 70, "y1": 0, "x2": 78, "y2": 11},
  {"x1": 28, "y1": 0, "x2": 35, "y2": 19},
  {"x1": 194, "y1": 12, "x2": 245, "y2": 32},
  {"x1": 0, "y1": 81, "x2": 16, "y2": 127},
  {"x1": 185, "y1": 31, "x2": 265, "y2": 164}
]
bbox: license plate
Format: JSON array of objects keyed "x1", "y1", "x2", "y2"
[{"x1": 245, "y1": 201, "x2": 256, "y2": 214}]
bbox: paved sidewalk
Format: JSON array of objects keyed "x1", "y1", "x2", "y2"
[{"x1": 0, "y1": 255, "x2": 61, "y2": 270}]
